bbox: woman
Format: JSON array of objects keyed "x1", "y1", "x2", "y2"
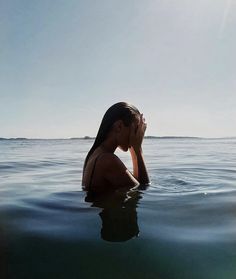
[{"x1": 82, "y1": 102, "x2": 149, "y2": 193}]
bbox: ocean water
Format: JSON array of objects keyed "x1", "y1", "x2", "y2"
[{"x1": 0, "y1": 138, "x2": 236, "y2": 279}]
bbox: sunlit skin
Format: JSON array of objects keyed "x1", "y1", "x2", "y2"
[{"x1": 82, "y1": 114, "x2": 150, "y2": 192}]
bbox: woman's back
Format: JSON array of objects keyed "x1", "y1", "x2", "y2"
[{"x1": 82, "y1": 149, "x2": 109, "y2": 192}]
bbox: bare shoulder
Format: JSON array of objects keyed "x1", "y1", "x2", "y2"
[
  {"x1": 98, "y1": 153, "x2": 126, "y2": 170},
  {"x1": 98, "y1": 153, "x2": 139, "y2": 188}
]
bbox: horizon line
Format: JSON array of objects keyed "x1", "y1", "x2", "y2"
[{"x1": 1, "y1": 136, "x2": 236, "y2": 140}]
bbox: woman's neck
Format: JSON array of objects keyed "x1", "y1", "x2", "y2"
[{"x1": 100, "y1": 137, "x2": 117, "y2": 153}]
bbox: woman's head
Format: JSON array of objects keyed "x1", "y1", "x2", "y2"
[
  {"x1": 101, "y1": 101, "x2": 139, "y2": 131},
  {"x1": 101, "y1": 102, "x2": 140, "y2": 151},
  {"x1": 84, "y1": 102, "x2": 140, "y2": 168},
  {"x1": 101, "y1": 102, "x2": 140, "y2": 126}
]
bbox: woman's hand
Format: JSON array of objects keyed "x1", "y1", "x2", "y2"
[
  {"x1": 128, "y1": 114, "x2": 149, "y2": 184},
  {"x1": 129, "y1": 114, "x2": 147, "y2": 153}
]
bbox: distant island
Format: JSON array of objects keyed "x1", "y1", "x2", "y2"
[
  {"x1": 0, "y1": 136, "x2": 96, "y2": 140},
  {"x1": 144, "y1": 136, "x2": 202, "y2": 139},
  {"x1": 0, "y1": 137, "x2": 29, "y2": 140},
  {"x1": 70, "y1": 136, "x2": 94, "y2": 140}
]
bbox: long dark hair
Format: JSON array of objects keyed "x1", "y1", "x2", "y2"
[{"x1": 83, "y1": 102, "x2": 140, "y2": 172}]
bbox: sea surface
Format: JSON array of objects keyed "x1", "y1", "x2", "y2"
[{"x1": 0, "y1": 138, "x2": 236, "y2": 279}]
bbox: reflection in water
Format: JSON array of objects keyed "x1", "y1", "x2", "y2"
[{"x1": 85, "y1": 187, "x2": 147, "y2": 242}]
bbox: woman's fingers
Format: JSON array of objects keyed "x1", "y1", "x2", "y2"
[
  {"x1": 136, "y1": 114, "x2": 146, "y2": 134},
  {"x1": 129, "y1": 114, "x2": 147, "y2": 150},
  {"x1": 143, "y1": 122, "x2": 147, "y2": 131},
  {"x1": 140, "y1": 114, "x2": 147, "y2": 131},
  {"x1": 140, "y1": 114, "x2": 146, "y2": 125}
]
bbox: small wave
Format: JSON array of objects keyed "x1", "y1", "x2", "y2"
[
  {"x1": 164, "y1": 178, "x2": 189, "y2": 186},
  {"x1": 20, "y1": 191, "x2": 90, "y2": 213},
  {"x1": 0, "y1": 160, "x2": 67, "y2": 173}
]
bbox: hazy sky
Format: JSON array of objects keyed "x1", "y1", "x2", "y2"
[{"x1": 1, "y1": 0, "x2": 235, "y2": 138}]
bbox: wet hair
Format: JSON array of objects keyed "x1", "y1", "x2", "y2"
[{"x1": 83, "y1": 102, "x2": 140, "y2": 173}]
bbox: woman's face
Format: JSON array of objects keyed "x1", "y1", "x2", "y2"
[
  {"x1": 118, "y1": 116, "x2": 140, "y2": 152},
  {"x1": 118, "y1": 124, "x2": 131, "y2": 151}
]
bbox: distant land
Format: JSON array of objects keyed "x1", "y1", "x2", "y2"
[
  {"x1": 0, "y1": 137, "x2": 30, "y2": 140},
  {"x1": 1, "y1": 136, "x2": 236, "y2": 141}
]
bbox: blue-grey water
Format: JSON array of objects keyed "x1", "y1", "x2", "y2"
[{"x1": 0, "y1": 138, "x2": 236, "y2": 279}]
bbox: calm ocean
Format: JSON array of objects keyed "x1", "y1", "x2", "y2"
[{"x1": 0, "y1": 138, "x2": 236, "y2": 279}]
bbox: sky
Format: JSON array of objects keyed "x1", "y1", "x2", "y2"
[{"x1": 1, "y1": 0, "x2": 235, "y2": 138}]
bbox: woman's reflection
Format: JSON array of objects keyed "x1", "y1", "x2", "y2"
[{"x1": 85, "y1": 186, "x2": 147, "y2": 242}]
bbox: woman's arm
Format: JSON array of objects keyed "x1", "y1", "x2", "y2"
[
  {"x1": 129, "y1": 147, "x2": 149, "y2": 185},
  {"x1": 129, "y1": 115, "x2": 150, "y2": 185},
  {"x1": 103, "y1": 153, "x2": 139, "y2": 188}
]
